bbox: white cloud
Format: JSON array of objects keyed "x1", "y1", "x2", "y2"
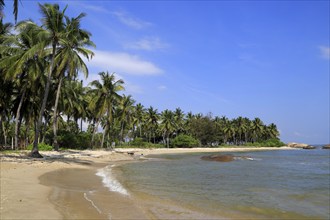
[
  {"x1": 157, "y1": 85, "x2": 167, "y2": 90},
  {"x1": 112, "y1": 11, "x2": 151, "y2": 29},
  {"x1": 71, "y1": 2, "x2": 110, "y2": 14},
  {"x1": 86, "y1": 50, "x2": 163, "y2": 76},
  {"x1": 125, "y1": 37, "x2": 169, "y2": 51},
  {"x1": 319, "y1": 46, "x2": 330, "y2": 59}
]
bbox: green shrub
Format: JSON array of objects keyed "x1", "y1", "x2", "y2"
[
  {"x1": 130, "y1": 138, "x2": 146, "y2": 147},
  {"x1": 57, "y1": 132, "x2": 91, "y2": 149},
  {"x1": 118, "y1": 138, "x2": 165, "y2": 149},
  {"x1": 171, "y1": 134, "x2": 200, "y2": 148},
  {"x1": 244, "y1": 138, "x2": 285, "y2": 147},
  {"x1": 27, "y1": 143, "x2": 53, "y2": 151}
]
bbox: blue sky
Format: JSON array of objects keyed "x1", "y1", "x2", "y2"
[{"x1": 3, "y1": 0, "x2": 330, "y2": 144}]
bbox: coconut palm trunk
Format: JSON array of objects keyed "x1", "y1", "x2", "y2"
[
  {"x1": 14, "y1": 87, "x2": 26, "y2": 149},
  {"x1": 52, "y1": 75, "x2": 63, "y2": 151},
  {"x1": 2, "y1": 121, "x2": 7, "y2": 147},
  {"x1": 101, "y1": 128, "x2": 106, "y2": 148},
  {"x1": 31, "y1": 43, "x2": 56, "y2": 158},
  {"x1": 91, "y1": 119, "x2": 100, "y2": 148}
]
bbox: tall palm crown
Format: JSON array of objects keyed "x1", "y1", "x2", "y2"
[
  {"x1": 29, "y1": 3, "x2": 93, "y2": 156},
  {"x1": 51, "y1": 11, "x2": 94, "y2": 150},
  {"x1": 145, "y1": 106, "x2": 159, "y2": 138},
  {"x1": 160, "y1": 109, "x2": 176, "y2": 148},
  {"x1": 89, "y1": 72, "x2": 124, "y2": 147},
  {"x1": 133, "y1": 103, "x2": 145, "y2": 137},
  {"x1": 251, "y1": 117, "x2": 264, "y2": 142},
  {"x1": 118, "y1": 95, "x2": 135, "y2": 141},
  {"x1": 174, "y1": 107, "x2": 185, "y2": 135},
  {"x1": 54, "y1": 13, "x2": 94, "y2": 79},
  {"x1": 90, "y1": 72, "x2": 124, "y2": 120}
]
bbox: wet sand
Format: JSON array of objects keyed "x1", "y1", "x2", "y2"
[
  {"x1": 0, "y1": 150, "x2": 140, "y2": 220},
  {"x1": 40, "y1": 167, "x2": 148, "y2": 219}
]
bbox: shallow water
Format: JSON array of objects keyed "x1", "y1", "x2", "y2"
[{"x1": 113, "y1": 149, "x2": 330, "y2": 219}]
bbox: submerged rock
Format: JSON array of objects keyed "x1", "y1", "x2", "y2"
[{"x1": 201, "y1": 154, "x2": 235, "y2": 162}]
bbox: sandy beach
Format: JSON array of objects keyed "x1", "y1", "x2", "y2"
[{"x1": 0, "y1": 147, "x2": 295, "y2": 219}]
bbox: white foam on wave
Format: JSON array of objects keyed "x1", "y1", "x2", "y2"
[{"x1": 96, "y1": 165, "x2": 129, "y2": 196}]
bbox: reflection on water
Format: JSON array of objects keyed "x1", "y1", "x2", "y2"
[{"x1": 116, "y1": 149, "x2": 330, "y2": 219}]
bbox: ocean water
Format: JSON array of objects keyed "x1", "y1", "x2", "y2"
[{"x1": 99, "y1": 149, "x2": 330, "y2": 219}]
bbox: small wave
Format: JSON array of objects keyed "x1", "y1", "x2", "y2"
[{"x1": 96, "y1": 165, "x2": 129, "y2": 196}]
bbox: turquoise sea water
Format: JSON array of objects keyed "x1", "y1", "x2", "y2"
[{"x1": 111, "y1": 149, "x2": 329, "y2": 219}]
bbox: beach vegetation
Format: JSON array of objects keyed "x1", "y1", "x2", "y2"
[
  {"x1": 27, "y1": 143, "x2": 53, "y2": 151},
  {"x1": 171, "y1": 134, "x2": 200, "y2": 148},
  {"x1": 243, "y1": 138, "x2": 286, "y2": 147},
  {"x1": 0, "y1": 3, "x2": 283, "y2": 154},
  {"x1": 119, "y1": 138, "x2": 163, "y2": 149}
]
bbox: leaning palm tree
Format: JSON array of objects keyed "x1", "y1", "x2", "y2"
[
  {"x1": 52, "y1": 12, "x2": 94, "y2": 150},
  {"x1": 89, "y1": 72, "x2": 124, "y2": 148}
]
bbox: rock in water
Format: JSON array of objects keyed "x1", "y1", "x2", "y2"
[
  {"x1": 322, "y1": 144, "x2": 330, "y2": 149},
  {"x1": 303, "y1": 145, "x2": 316, "y2": 149},
  {"x1": 201, "y1": 154, "x2": 235, "y2": 162},
  {"x1": 287, "y1": 142, "x2": 315, "y2": 149}
]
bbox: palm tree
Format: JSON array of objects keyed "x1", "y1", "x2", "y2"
[
  {"x1": 265, "y1": 123, "x2": 279, "y2": 140},
  {"x1": 0, "y1": 0, "x2": 19, "y2": 23},
  {"x1": 60, "y1": 79, "x2": 88, "y2": 132},
  {"x1": 0, "y1": 21, "x2": 47, "y2": 149},
  {"x1": 223, "y1": 121, "x2": 235, "y2": 145},
  {"x1": 174, "y1": 107, "x2": 185, "y2": 135},
  {"x1": 144, "y1": 106, "x2": 159, "y2": 143},
  {"x1": 89, "y1": 72, "x2": 124, "y2": 148},
  {"x1": 235, "y1": 116, "x2": 247, "y2": 145},
  {"x1": 184, "y1": 111, "x2": 195, "y2": 135},
  {"x1": 29, "y1": 3, "x2": 68, "y2": 157},
  {"x1": 0, "y1": 19, "x2": 13, "y2": 146},
  {"x1": 132, "y1": 103, "x2": 145, "y2": 138},
  {"x1": 118, "y1": 95, "x2": 135, "y2": 142},
  {"x1": 251, "y1": 117, "x2": 264, "y2": 143},
  {"x1": 160, "y1": 109, "x2": 175, "y2": 148},
  {"x1": 52, "y1": 12, "x2": 94, "y2": 150},
  {"x1": 0, "y1": 78, "x2": 13, "y2": 146}
]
